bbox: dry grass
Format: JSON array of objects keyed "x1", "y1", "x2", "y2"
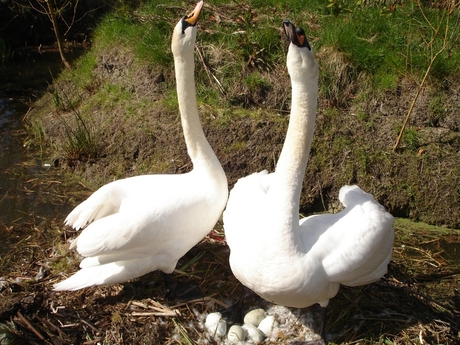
[
  {"x1": 317, "y1": 47, "x2": 358, "y2": 108},
  {"x1": 1, "y1": 199, "x2": 459, "y2": 345}
]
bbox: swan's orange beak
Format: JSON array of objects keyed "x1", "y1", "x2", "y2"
[{"x1": 184, "y1": 0, "x2": 204, "y2": 26}]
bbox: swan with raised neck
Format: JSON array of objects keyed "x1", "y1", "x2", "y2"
[
  {"x1": 53, "y1": 0, "x2": 228, "y2": 291},
  {"x1": 223, "y1": 20, "x2": 394, "y2": 311}
]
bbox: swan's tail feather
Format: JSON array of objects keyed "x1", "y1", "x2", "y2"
[
  {"x1": 53, "y1": 264, "x2": 125, "y2": 291},
  {"x1": 53, "y1": 258, "x2": 162, "y2": 291},
  {"x1": 338, "y1": 185, "x2": 375, "y2": 208}
]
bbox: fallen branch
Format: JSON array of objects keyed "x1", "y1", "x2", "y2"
[{"x1": 17, "y1": 311, "x2": 45, "y2": 340}]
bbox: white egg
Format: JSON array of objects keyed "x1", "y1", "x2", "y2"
[
  {"x1": 242, "y1": 324, "x2": 265, "y2": 344},
  {"x1": 227, "y1": 324, "x2": 246, "y2": 343},
  {"x1": 205, "y1": 312, "x2": 227, "y2": 337},
  {"x1": 258, "y1": 315, "x2": 276, "y2": 336},
  {"x1": 243, "y1": 308, "x2": 266, "y2": 326}
]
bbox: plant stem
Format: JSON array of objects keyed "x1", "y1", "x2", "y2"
[
  {"x1": 45, "y1": 0, "x2": 72, "y2": 70},
  {"x1": 393, "y1": 1, "x2": 455, "y2": 151}
]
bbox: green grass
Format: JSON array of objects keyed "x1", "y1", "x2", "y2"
[
  {"x1": 69, "y1": 0, "x2": 460, "y2": 113},
  {"x1": 71, "y1": 51, "x2": 98, "y2": 90},
  {"x1": 160, "y1": 89, "x2": 179, "y2": 111},
  {"x1": 61, "y1": 112, "x2": 99, "y2": 162},
  {"x1": 24, "y1": 120, "x2": 47, "y2": 153},
  {"x1": 92, "y1": 9, "x2": 172, "y2": 66},
  {"x1": 395, "y1": 217, "x2": 457, "y2": 235},
  {"x1": 318, "y1": 1, "x2": 459, "y2": 91},
  {"x1": 402, "y1": 127, "x2": 420, "y2": 151},
  {"x1": 428, "y1": 92, "x2": 447, "y2": 127}
]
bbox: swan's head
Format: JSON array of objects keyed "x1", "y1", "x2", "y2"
[
  {"x1": 283, "y1": 20, "x2": 318, "y2": 82},
  {"x1": 171, "y1": 0, "x2": 203, "y2": 57}
]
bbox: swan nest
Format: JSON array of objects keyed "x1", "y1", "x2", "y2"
[{"x1": 199, "y1": 306, "x2": 324, "y2": 344}]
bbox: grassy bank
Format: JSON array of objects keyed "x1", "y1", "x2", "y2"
[{"x1": 26, "y1": 0, "x2": 460, "y2": 228}]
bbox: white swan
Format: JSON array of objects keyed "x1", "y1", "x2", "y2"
[
  {"x1": 223, "y1": 21, "x2": 394, "y2": 311},
  {"x1": 54, "y1": 0, "x2": 228, "y2": 291}
]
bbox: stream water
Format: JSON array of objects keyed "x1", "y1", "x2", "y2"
[{"x1": 0, "y1": 50, "x2": 83, "y2": 257}]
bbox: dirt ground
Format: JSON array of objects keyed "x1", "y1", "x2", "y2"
[{"x1": 0, "y1": 209, "x2": 459, "y2": 344}]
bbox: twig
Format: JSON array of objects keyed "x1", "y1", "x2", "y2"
[
  {"x1": 131, "y1": 299, "x2": 179, "y2": 317},
  {"x1": 171, "y1": 318, "x2": 195, "y2": 345},
  {"x1": 169, "y1": 295, "x2": 230, "y2": 309},
  {"x1": 82, "y1": 338, "x2": 103, "y2": 345},
  {"x1": 131, "y1": 309, "x2": 177, "y2": 317},
  {"x1": 393, "y1": 0, "x2": 455, "y2": 151},
  {"x1": 34, "y1": 314, "x2": 69, "y2": 341},
  {"x1": 196, "y1": 45, "x2": 226, "y2": 96},
  {"x1": 0, "y1": 191, "x2": 8, "y2": 205},
  {"x1": 132, "y1": 311, "x2": 178, "y2": 317},
  {"x1": 80, "y1": 318, "x2": 99, "y2": 333},
  {"x1": 17, "y1": 311, "x2": 45, "y2": 340}
]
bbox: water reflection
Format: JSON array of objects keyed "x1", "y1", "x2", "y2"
[
  {"x1": 0, "y1": 50, "x2": 85, "y2": 257},
  {"x1": 0, "y1": 97, "x2": 29, "y2": 215},
  {"x1": 0, "y1": 50, "x2": 81, "y2": 100},
  {"x1": 0, "y1": 97, "x2": 56, "y2": 256}
]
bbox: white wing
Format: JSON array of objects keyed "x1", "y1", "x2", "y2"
[{"x1": 301, "y1": 194, "x2": 394, "y2": 286}]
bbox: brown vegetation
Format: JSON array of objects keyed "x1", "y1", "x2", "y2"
[{"x1": 0, "y1": 208, "x2": 459, "y2": 344}]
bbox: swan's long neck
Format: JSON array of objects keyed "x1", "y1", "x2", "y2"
[
  {"x1": 267, "y1": 68, "x2": 318, "y2": 248},
  {"x1": 174, "y1": 49, "x2": 221, "y2": 172},
  {"x1": 275, "y1": 77, "x2": 317, "y2": 205}
]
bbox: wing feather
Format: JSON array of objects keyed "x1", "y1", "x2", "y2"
[{"x1": 304, "y1": 201, "x2": 394, "y2": 284}]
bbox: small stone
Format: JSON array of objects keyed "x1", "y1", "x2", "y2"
[
  {"x1": 0, "y1": 278, "x2": 8, "y2": 291},
  {"x1": 243, "y1": 308, "x2": 266, "y2": 326},
  {"x1": 205, "y1": 312, "x2": 227, "y2": 337},
  {"x1": 242, "y1": 324, "x2": 265, "y2": 344},
  {"x1": 227, "y1": 325, "x2": 246, "y2": 343},
  {"x1": 258, "y1": 315, "x2": 276, "y2": 336},
  {"x1": 35, "y1": 266, "x2": 46, "y2": 281}
]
